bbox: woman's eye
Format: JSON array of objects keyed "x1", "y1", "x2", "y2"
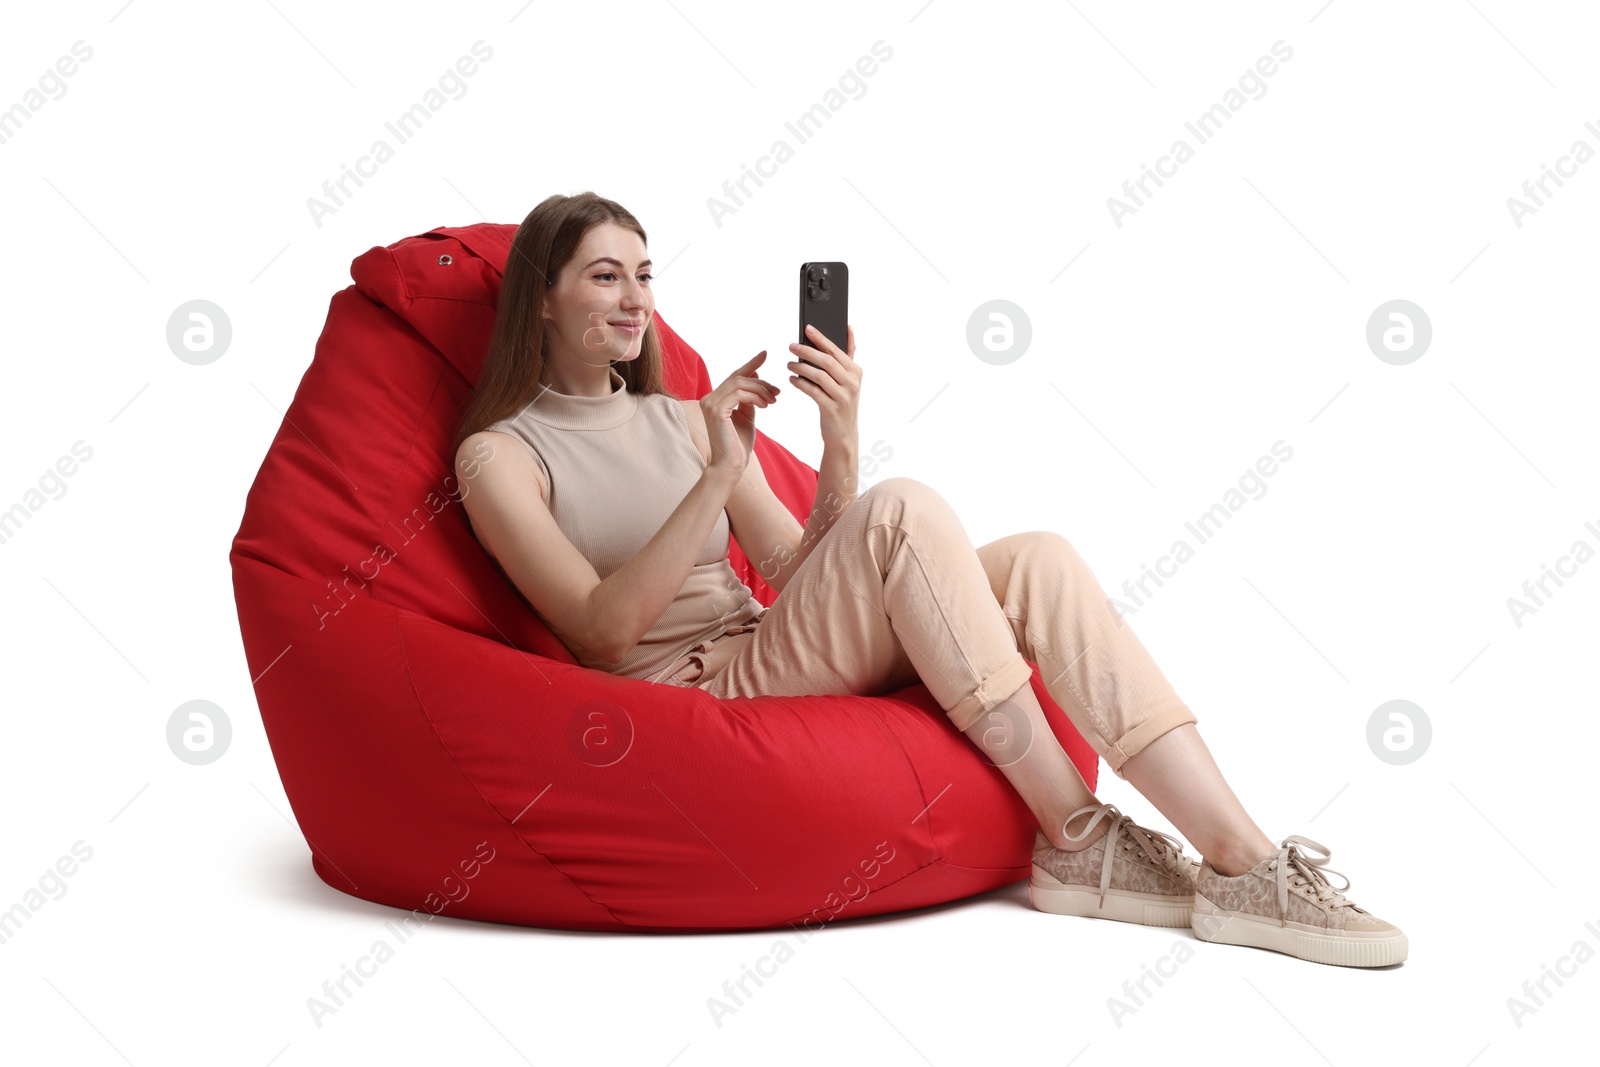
[{"x1": 638, "y1": 273, "x2": 653, "y2": 283}]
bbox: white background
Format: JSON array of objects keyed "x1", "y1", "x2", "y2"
[{"x1": 2, "y1": 1, "x2": 1596, "y2": 1064}]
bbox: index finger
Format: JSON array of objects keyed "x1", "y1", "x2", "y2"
[{"x1": 805, "y1": 323, "x2": 852, "y2": 363}]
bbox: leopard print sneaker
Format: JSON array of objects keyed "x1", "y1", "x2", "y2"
[
  {"x1": 1191, "y1": 834, "x2": 1408, "y2": 967},
  {"x1": 1029, "y1": 803, "x2": 1199, "y2": 928}
]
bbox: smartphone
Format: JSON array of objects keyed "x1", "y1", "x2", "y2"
[{"x1": 798, "y1": 261, "x2": 848, "y2": 369}]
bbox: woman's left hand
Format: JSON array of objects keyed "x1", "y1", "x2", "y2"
[{"x1": 787, "y1": 323, "x2": 861, "y2": 447}]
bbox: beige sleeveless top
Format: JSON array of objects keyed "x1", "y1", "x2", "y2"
[{"x1": 482, "y1": 365, "x2": 766, "y2": 684}]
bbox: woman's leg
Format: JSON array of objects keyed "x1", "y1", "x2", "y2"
[
  {"x1": 710, "y1": 479, "x2": 1121, "y2": 847},
  {"x1": 956, "y1": 683, "x2": 1103, "y2": 850},
  {"x1": 707, "y1": 477, "x2": 1042, "y2": 734},
  {"x1": 973, "y1": 530, "x2": 1276, "y2": 874},
  {"x1": 1115, "y1": 724, "x2": 1275, "y2": 875},
  {"x1": 709, "y1": 476, "x2": 1268, "y2": 869}
]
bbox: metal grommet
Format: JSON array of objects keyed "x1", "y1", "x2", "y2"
[{"x1": 437, "y1": 253, "x2": 453, "y2": 266}]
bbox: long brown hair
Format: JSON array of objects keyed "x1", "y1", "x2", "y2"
[{"x1": 450, "y1": 192, "x2": 672, "y2": 458}]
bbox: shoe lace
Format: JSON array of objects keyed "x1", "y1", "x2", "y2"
[
  {"x1": 1268, "y1": 835, "x2": 1357, "y2": 928},
  {"x1": 1061, "y1": 803, "x2": 1191, "y2": 908}
]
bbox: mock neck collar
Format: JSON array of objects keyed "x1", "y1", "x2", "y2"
[{"x1": 522, "y1": 366, "x2": 639, "y2": 430}]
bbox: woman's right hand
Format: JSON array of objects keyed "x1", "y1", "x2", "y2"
[{"x1": 700, "y1": 350, "x2": 780, "y2": 477}]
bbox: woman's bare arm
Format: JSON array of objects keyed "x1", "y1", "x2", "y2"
[{"x1": 456, "y1": 431, "x2": 740, "y2": 664}]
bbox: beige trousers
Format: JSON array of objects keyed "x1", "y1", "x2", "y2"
[{"x1": 666, "y1": 477, "x2": 1196, "y2": 779}]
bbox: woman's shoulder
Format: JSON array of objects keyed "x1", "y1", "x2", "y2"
[
  {"x1": 456, "y1": 426, "x2": 550, "y2": 507},
  {"x1": 660, "y1": 394, "x2": 710, "y2": 465}
]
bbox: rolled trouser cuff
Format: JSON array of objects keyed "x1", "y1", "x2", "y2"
[
  {"x1": 944, "y1": 653, "x2": 1037, "y2": 734},
  {"x1": 1104, "y1": 703, "x2": 1198, "y2": 780}
]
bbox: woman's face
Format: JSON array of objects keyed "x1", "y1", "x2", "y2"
[{"x1": 542, "y1": 221, "x2": 654, "y2": 371}]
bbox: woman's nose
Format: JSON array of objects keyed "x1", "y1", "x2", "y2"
[{"x1": 620, "y1": 276, "x2": 648, "y2": 309}]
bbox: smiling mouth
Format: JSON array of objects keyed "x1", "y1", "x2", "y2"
[{"x1": 609, "y1": 321, "x2": 643, "y2": 332}]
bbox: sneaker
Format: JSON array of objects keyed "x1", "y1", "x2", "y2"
[
  {"x1": 1029, "y1": 803, "x2": 1199, "y2": 928},
  {"x1": 1191, "y1": 835, "x2": 1408, "y2": 967}
]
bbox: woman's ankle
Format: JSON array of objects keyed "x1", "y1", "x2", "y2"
[
  {"x1": 1205, "y1": 834, "x2": 1276, "y2": 877},
  {"x1": 1041, "y1": 807, "x2": 1113, "y2": 852}
]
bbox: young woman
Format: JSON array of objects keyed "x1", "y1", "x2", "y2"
[{"x1": 452, "y1": 192, "x2": 1407, "y2": 968}]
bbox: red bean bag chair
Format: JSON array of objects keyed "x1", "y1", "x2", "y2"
[{"x1": 230, "y1": 221, "x2": 1099, "y2": 932}]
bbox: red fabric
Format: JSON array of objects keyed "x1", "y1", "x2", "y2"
[{"x1": 230, "y1": 221, "x2": 1099, "y2": 931}]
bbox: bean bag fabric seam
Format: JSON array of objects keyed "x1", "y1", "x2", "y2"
[
  {"x1": 775, "y1": 854, "x2": 949, "y2": 928},
  {"x1": 379, "y1": 246, "x2": 414, "y2": 305},
  {"x1": 940, "y1": 862, "x2": 1031, "y2": 874},
  {"x1": 231, "y1": 542, "x2": 304, "y2": 583},
  {"x1": 852, "y1": 693, "x2": 944, "y2": 854},
  {"x1": 391, "y1": 605, "x2": 634, "y2": 928},
  {"x1": 403, "y1": 292, "x2": 500, "y2": 312}
]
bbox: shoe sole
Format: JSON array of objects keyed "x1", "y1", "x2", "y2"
[
  {"x1": 1190, "y1": 891, "x2": 1408, "y2": 967},
  {"x1": 1029, "y1": 866, "x2": 1193, "y2": 928}
]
